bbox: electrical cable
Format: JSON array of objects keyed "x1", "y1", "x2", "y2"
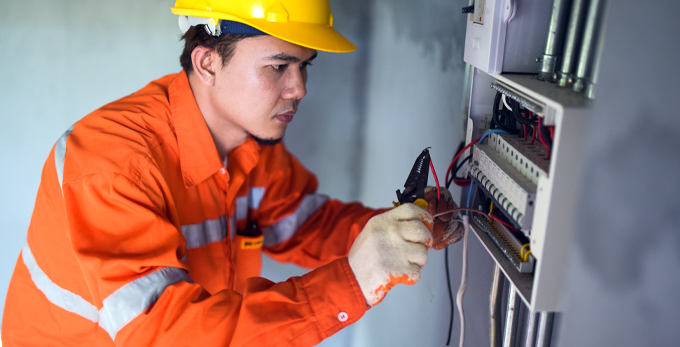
[
  {"x1": 446, "y1": 155, "x2": 472, "y2": 189},
  {"x1": 492, "y1": 93, "x2": 521, "y2": 135},
  {"x1": 510, "y1": 100, "x2": 538, "y2": 126},
  {"x1": 457, "y1": 214, "x2": 469, "y2": 347},
  {"x1": 457, "y1": 182, "x2": 474, "y2": 347},
  {"x1": 445, "y1": 246, "x2": 454, "y2": 347},
  {"x1": 429, "y1": 159, "x2": 441, "y2": 201},
  {"x1": 537, "y1": 117, "x2": 551, "y2": 159},
  {"x1": 501, "y1": 94, "x2": 513, "y2": 111},
  {"x1": 445, "y1": 140, "x2": 478, "y2": 185},
  {"x1": 490, "y1": 211, "x2": 520, "y2": 234},
  {"x1": 520, "y1": 244, "x2": 531, "y2": 262},
  {"x1": 433, "y1": 207, "x2": 490, "y2": 220},
  {"x1": 445, "y1": 129, "x2": 509, "y2": 188},
  {"x1": 478, "y1": 129, "x2": 508, "y2": 144}
]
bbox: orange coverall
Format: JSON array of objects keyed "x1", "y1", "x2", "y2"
[{"x1": 2, "y1": 71, "x2": 384, "y2": 346}]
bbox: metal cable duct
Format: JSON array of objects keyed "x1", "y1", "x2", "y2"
[
  {"x1": 557, "y1": 0, "x2": 589, "y2": 87},
  {"x1": 584, "y1": 1, "x2": 608, "y2": 98},
  {"x1": 537, "y1": 0, "x2": 572, "y2": 82},
  {"x1": 502, "y1": 285, "x2": 521, "y2": 347},
  {"x1": 572, "y1": 0, "x2": 606, "y2": 92},
  {"x1": 490, "y1": 264, "x2": 504, "y2": 347}
]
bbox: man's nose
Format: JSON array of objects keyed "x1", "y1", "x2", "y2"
[{"x1": 281, "y1": 68, "x2": 307, "y2": 100}]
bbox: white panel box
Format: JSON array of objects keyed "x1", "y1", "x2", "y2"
[
  {"x1": 464, "y1": 0, "x2": 552, "y2": 74},
  {"x1": 464, "y1": 72, "x2": 590, "y2": 312}
]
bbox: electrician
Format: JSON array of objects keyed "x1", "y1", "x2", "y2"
[{"x1": 2, "y1": 1, "x2": 457, "y2": 346}]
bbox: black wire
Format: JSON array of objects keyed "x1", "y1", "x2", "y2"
[
  {"x1": 446, "y1": 155, "x2": 472, "y2": 189},
  {"x1": 453, "y1": 155, "x2": 472, "y2": 179},
  {"x1": 445, "y1": 245, "x2": 454, "y2": 347},
  {"x1": 540, "y1": 122, "x2": 553, "y2": 148},
  {"x1": 511, "y1": 100, "x2": 538, "y2": 126},
  {"x1": 492, "y1": 92, "x2": 521, "y2": 135}
]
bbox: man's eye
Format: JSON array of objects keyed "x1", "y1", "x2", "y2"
[
  {"x1": 272, "y1": 64, "x2": 286, "y2": 71},
  {"x1": 301, "y1": 62, "x2": 313, "y2": 69}
]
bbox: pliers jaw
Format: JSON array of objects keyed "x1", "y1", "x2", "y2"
[{"x1": 395, "y1": 148, "x2": 431, "y2": 208}]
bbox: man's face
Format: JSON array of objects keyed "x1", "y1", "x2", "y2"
[{"x1": 210, "y1": 35, "x2": 317, "y2": 144}]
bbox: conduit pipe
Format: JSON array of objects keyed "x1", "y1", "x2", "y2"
[
  {"x1": 535, "y1": 312, "x2": 555, "y2": 347},
  {"x1": 557, "y1": 0, "x2": 589, "y2": 87},
  {"x1": 523, "y1": 311, "x2": 539, "y2": 347},
  {"x1": 537, "y1": 0, "x2": 572, "y2": 81},
  {"x1": 502, "y1": 284, "x2": 521, "y2": 347},
  {"x1": 490, "y1": 264, "x2": 504, "y2": 347},
  {"x1": 572, "y1": 0, "x2": 604, "y2": 92}
]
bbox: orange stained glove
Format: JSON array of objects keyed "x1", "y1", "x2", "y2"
[
  {"x1": 348, "y1": 204, "x2": 433, "y2": 307},
  {"x1": 425, "y1": 186, "x2": 465, "y2": 250}
]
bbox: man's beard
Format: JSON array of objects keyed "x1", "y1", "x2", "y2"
[{"x1": 248, "y1": 132, "x2": 283, "y2": 146}]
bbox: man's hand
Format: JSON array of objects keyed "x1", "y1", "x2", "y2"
[
  {"x1": 425, "y1": 186, "x2": 465, "y2": 249},
  {"x1": 348, "y1": 204, "x2": 433, "y2": 307}
]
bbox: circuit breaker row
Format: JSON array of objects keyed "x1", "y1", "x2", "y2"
[
  {"x1": 469, "y1": 143, "x2": 537, "y2": 229},
  {"x1": 487, "y1": 133, "x2": 550, "y2": 185}
]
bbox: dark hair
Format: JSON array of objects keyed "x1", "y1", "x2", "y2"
[{"x1": 179, "y1": 25, "x2": 251, "y2": 73}]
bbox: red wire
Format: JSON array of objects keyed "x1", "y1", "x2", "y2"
[
  {"x1": 490, "y1": 212, "x2": 519, "y2": 233},
  {"x1": 530, "y1": 125, "x2": 536, "y2": 145},
  {"x1": 445, "y1": 138, "x2": 480, "y2": 184},
  {"x1": 537, "y1": 117, "x2": 551, "y2": 159},
  {"x1": 523, "y1": 124, "x2": 527, "y2": 140},
  {"x1": 429, "y1": 159, "x2": 441, "y2": 201},
  {"x1": 453, "y1": 178, "x2": 471, "y2": 186}
]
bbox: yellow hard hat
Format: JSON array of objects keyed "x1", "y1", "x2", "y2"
[{"x1": 171, "y1": 0, "x2": 356, "y2": 53}]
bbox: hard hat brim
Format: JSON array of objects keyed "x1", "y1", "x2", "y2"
[
  {"x1": 171, "y1": 8, "x2": 357, "y2": 53},
  {"x1": 246, "y1": 19, "x2": 357, "y2": 53}
]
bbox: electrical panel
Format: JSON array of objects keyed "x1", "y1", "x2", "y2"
[
  {"x1": 463, "y1": 0, "x2": 553, "y2": 74},
  {"x1": 462, "y1": 71, "x2": 589, "y2": 312}
]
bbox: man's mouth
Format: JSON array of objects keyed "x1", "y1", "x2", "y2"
[{"x1": 275, "y1": 110, "x2": 295, "y2": 123}]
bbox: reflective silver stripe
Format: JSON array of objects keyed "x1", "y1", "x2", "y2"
[
  {"x1": 181, "y1": 215, "x2": 227, "y2": 249},
  {"x1": 99, "y1": 267, "x2": 189, "y2": 340},
  {"x1": 54, "y1": 125, "x2": 74, "y2": 192},
  {"x1": 229, "y1": 215, "x2": 236, "y2": 240},
  {"x1": 249, "y1": 187, "x2": 265, "y2": 209},
  {"x1": 263, "y1": 194, "x2": 329, "y2": 246},
  {"x1": 24, "y1": 243, "x2": 190, "y2": 340},
  {"x1": 21, "y1": 244, "x2": 100, "y2": 323},
  {"x1": 235, "y1": 195, "x2": 248, "y2": 221},
  {"x1": 235, "y1": 186, "x2": 267, "y2": 221}
]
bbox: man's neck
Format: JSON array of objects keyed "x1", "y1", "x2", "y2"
[{"x1": 187, "y1": 71, "x2": 247, "y2": 161}]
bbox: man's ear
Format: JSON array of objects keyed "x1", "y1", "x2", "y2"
[{"x1": 191, "y1": 46, "x2": 218, "y2": 87}]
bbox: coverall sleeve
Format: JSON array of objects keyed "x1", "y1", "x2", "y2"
[
  {"x1": 257, "y1": 147, "x2": 389, "y2": 269},
  {"x1": 63, "y1": 172, "x2": 367, "y2": 346}
]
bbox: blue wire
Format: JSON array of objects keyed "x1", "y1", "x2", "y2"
[
  {"x1": 479, "y1": 129, "x2": 509, "y2": 144},
  {"x1": 463, "y1": 129, "x2": 506, "y2": 214}
]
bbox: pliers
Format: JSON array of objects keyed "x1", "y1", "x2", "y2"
[{"x1": 394, "y1": 148, "x2": 431, "y2": 210}]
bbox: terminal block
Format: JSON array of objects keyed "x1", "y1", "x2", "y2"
[
  {"x1": 488, "y1": 132, "x2": 550, "y2": 185},
  {"x1": 469, "y1": 143, "x2": 537, "y2": 230}
]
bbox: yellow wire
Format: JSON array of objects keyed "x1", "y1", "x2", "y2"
[
  {"x1": 520, "y1": 244, "x2": 530, "y2": 261},
  {"x1": 489, "y1": 202, "x2": 494, "y2": 214},
  {"x1": 523, "y1": 250, "x2": 532, "y2": 262}
]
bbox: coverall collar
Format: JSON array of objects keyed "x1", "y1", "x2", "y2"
[{"x1": 169, "y1": 70, "x2": 261, "y2": 188}]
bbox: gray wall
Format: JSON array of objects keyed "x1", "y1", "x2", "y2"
[
  {"x1": 0, "y1": 0, "x2": 184, "y2": 329},
  {"x1": 0, "y1": 0, "x2": 481, "y2": 346},
  {"x1": 556, "y1": 1, "x2": 680, "y2": 345}
]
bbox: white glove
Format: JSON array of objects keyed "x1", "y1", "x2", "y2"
[{"x1": 348, "y1": 204, "x2": 433, "y2": 307}]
